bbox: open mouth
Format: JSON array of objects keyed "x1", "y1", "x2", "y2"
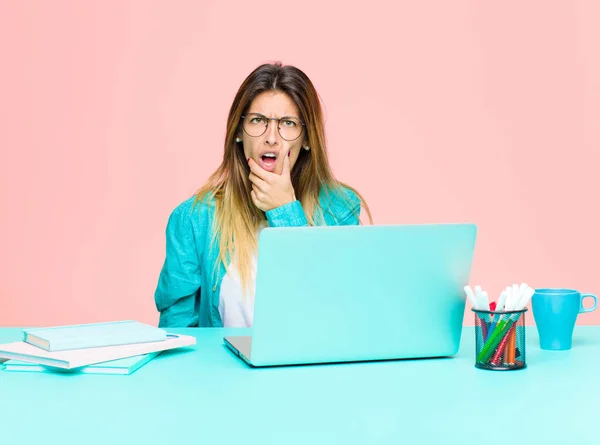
[{"x1": 259, "y1": 153, "x2": 277, "y2": 171}]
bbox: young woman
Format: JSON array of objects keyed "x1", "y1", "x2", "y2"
[{"x1": 154, "y1": 62, "x2": 372, "y2": 328}]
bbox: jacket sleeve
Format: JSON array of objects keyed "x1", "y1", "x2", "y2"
[
  {"x1": 265, "y1": 187, "x2": 361, "y2": 227},
  {"x1": 265, "y1": 200, "x2": 309, "y2": 227},
  {"x1": 154, "y1": 202, "x2": 202, "y2": 327}
]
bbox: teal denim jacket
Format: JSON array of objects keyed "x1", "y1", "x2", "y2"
[{"x1": 154, "y1": 186, "x2": 361, "y2": 327}]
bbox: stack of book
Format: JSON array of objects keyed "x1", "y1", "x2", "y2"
[{"x1": 0, "y1": 320, "x2": 196, "y2": 375}]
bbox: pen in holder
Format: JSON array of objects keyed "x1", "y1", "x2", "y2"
[{"x1": 473, "y1": 308, "x2": 527, "y2": 371}]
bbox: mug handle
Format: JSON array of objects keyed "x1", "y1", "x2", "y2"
[{"x1": 580, "y1": 293, "x2": 598, "y2": 313}]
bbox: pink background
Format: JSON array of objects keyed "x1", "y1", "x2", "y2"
[{"x1": 1, "y1": 1, "x2": 598, "y2": 327}]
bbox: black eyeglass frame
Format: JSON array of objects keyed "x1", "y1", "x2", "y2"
[{"x1": 240, "y1": 113, "x2": 306, "y2": 141}]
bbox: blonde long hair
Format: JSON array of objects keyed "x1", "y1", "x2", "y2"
[{"x1": 193, "y1": 62, "x2": 372, "y2": 293}]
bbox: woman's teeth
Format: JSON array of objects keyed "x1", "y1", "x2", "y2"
[{"x1": 259, "y1": 154, "x2": 277, "y2": 169}]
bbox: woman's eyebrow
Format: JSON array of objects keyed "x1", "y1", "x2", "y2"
[{"x1": 247, "y1": 112, "x2": 299, "y2": 119}]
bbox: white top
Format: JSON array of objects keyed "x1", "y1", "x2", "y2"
[{"x1": 218, "y1": 223, "x2": 267, "y2": 328}]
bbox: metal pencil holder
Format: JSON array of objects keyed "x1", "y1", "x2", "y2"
[{"x1": 473, "y1": 308, "x2": 527, "y2": 371}]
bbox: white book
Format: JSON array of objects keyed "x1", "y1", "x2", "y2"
[
  {"x1": 0, "y1": 333, "x2": 195, "y2": 369},
  {"x1": 2, "y1": 352, "x2": 161, "y2": 375}
]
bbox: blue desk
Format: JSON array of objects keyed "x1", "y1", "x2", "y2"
[{"x1": 1, "y1": 326, "x2": 598, "y2": 444}]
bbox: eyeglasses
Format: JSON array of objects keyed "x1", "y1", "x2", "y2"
[{"x1": 241, "y1": 113, "x2": 305, "y2": 141}]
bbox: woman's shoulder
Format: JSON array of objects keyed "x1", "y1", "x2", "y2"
[
  {"x1": 166, "y1": 193, "x2": 216, "y2": 231},
  {"x1": 318, "y1": 183, "x2": 361, "y2": 209}
]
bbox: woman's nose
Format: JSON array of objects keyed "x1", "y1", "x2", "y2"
[{"x1": 264, "y1": 120, "x2": 280, "y2": 145}]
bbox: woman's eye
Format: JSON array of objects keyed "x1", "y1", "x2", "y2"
[
  {"x1": 251, "y1": 117, "x2": 264, "y2": 124},
  {"x1": 283, "y1": 120, "x2": 296, "y2": 127}
]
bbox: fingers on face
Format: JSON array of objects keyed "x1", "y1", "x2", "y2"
[
  {"x1": 249, "y1": 172, "x2": 268, "y2": 193},
  {"x1": 251, "y1": 185, "x2": 265, "y2": 202},
  {"x1": 250, "y1": 188, "x2": 260, "y2": 206},
  {"x1": 248, "y1": 157, "x2": 271, "y2": 181}
]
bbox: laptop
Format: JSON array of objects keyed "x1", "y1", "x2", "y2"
[{"x1": 224, "y1": 223, "x2": 477, "y2": 367}]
